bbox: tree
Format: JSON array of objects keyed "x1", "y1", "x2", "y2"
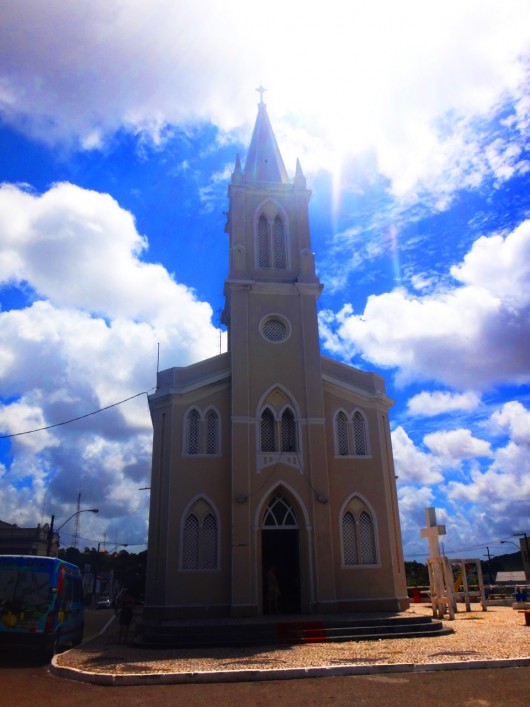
[{"x1": 405, "y1": 561, "x2": 429, "y2": 586}]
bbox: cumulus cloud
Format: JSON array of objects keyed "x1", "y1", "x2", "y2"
[
  {"x1": 407, "y1": 390, "x2": 480, "y2": 416},
  {"x1": 395, "y1": 400, "x2": 530, "y2": 555},
  {"x1": 0, "y1": 182, "x2": 220, "y2": 543},
  {"x1": 1, "y1": 1, "x2": 530, "y2": 199},
  {"x1": 490, "y1": 401, "x2": 530, "y2": 445},
  {"x1": 423, "y1": 428, "x2": 493, "y2": 462},
  {"x1": 323, "y1": 219, "x2": 530, "y2": 390},
  {"x1": 391, "y1": 426, "x2": 443, "y2": 484}
]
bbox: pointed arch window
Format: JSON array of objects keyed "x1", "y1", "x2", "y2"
[
  {"x1": 256, "y1": 209, "x2": 288, "y2": 270},
  {"x1": 186, "y1": 409, "x2": 200, "y2": 455},
  {"x1": 184, "y1": 407, "x2": 221, "y2": 456},
  {"x1": 263, "y1": 493, "x2": 298, "y2": 527},
  {"x1": 260, "y1": 406, "x2": 298, "y2": 454},
  {"x1": 206, "y1": 410, "x2": 218, "y2": 454},
  {"x1": 281, "y1": 409, "x2": 297, "y2": 452},
  {"x1": 257, "y1": 390, "x2": 301, "y2": 471},
  {"x1": 182, "y1": 499, "x2": 218, "y2": 570},
  {"x1": 353, "y1": 412, "x2": 367, "y2": 455},
  {"x1": 342, "y1": 497, "x2": 377, "y2": 566},
  {"x1": 258, "y1": 214, "x2": 270, "y2": 267},
  {"x1": 273, "y1": 216, "x2": 286, "y2": 268},
  {"x1": 336, "y1": 411, "x2": 349, "y2": 456},
  {"x1": 260, "y1": 408, "x2": 276, "y2": 452},
  {"x1": 334, "y1": 409, "x2": 369, "y2": 456}
]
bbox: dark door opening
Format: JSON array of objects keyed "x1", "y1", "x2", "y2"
[{"x1": 262, "y1": 529, "x2": 300, "y2": 614}]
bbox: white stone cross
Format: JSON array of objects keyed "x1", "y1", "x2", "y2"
[{"x1": 420, "y1": 507, "x2": 446, "y2": 558}]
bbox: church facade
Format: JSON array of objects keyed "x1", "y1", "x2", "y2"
[{"x1": 144, "y1": 98, "x2": 408, "y2": 620}]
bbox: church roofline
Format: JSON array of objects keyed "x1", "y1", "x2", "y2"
[
  {"x1": 320, "y1": 354, "x2": 394, "y2": 405},
  {"x1": 150, "y1": 352, "x2": 231, "y2": 399}
]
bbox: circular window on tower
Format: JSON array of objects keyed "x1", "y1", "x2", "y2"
[{"x1": 260, "y1": 315, "x2": 291, "y2": 343}]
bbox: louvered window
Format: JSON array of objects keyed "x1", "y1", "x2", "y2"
[
  {"x1": 258, "y1": 215, "x2": 270, "y2": 267},
  {"x1": 281, "y1": 409, "x2": 297, "y2": 452},
  {"x1": 342, "y1": 500, "x2": 377, "y2": 566},
  {"x1": 336, "y1": 412, "x2": 349, "y2": 456},
  {"x1": 260, "y1": 409, "x2": 276, "y2": 452},
  {"x1": 182, "y1": 502, "x2": 218, "y2": 570},
  {"x1": 256, "y1": 211, "x2": 287, "y2": 270},
  {"x1": 187, "y1": 409, "x2": 200, "y2": 455},
  {"x1": 335, "y1": 410, "x2": 368, "y2": 456},
  {"x1": 342, "y1": 511, "x2": 358, "y2": 565},
  {"x1": 273, "y1": 216, "x2": 286, "y2": 268},
  {"x1": 183, "y1": 514, "x2": 199, "y2": 569},
  {"x1": 202, "y1": 513, "x2": 218, "y2": 569},
  {"x1": 185, "y1": 408, "x2": 220, "y2": 455},
  {"x1": 353, "y1": 412, "x2": 367, "y2": 455},
  {"x1": 359, "y1": 511, "x2": 376, "y2": 564},
  {"x1": 206, "y1": 410, "x2": 218, "y2": 454}
]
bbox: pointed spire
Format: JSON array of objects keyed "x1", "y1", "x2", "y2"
[
  {"x1": 231, "y1": 153, "x2": 242, "y2": 184},
  {"x1": 244, "y1": 93, "x2": 289, "y2": 184},
  {"x1": 294, "y1": 158, "x2": 306, "y2": 189}
]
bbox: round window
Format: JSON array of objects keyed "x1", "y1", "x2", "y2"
[{"x1": 261, "y1": 317, "x2": 290, "y2": 343}]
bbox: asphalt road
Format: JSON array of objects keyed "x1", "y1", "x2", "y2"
[{"x1": 0, "y1": 610, "x2": 529, "y2": 705}]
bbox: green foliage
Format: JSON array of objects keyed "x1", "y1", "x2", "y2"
[
  {"x1": 405, "y1": 560, "x2": 429, "y2": 586},
  {"x1": 58, "y1": 547, "x2": 147, "y2": 600}
]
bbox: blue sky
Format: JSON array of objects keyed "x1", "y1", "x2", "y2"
[{"x1": 0, "y1": 1, "x2": 529, "y2": 560}]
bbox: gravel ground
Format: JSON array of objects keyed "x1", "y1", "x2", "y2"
[{"x1": 55, "y1": 604, "x2": 530, "y2": 676}]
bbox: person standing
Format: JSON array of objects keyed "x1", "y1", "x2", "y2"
[
  {"x1": 267, "y1": 566, "x2": 281, "y2": 614},
  {"x1": 117, "y1": 592, "x2": 135, "y2": 644}
]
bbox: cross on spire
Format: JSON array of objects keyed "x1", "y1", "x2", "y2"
[{"x1": 256, "y1": 84, "x2": 266, "y2": 104}]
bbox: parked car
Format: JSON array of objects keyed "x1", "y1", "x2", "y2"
[{"x1": 95, "y1": 596, "x2": 112, "y2": 609}]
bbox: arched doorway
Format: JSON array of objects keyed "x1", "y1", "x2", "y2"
[{"x1": 261, "y1": 493, "x2": 301, "y2": 614}]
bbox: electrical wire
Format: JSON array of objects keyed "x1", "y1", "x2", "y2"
[{"x1": 0, "y1": 389, "x2": 154, "y2": 439}]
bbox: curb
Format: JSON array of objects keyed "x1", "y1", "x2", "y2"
[{"x1": 50, "y1": 656, "x2": 530, "y2": 686}]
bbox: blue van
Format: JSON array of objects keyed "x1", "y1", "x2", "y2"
[{"x1": 0, "y1": 555, "x2": 84, "y2": 654}]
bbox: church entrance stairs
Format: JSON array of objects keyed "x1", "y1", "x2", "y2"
[{"x1": 135, "y1": 613, "x2": 452, "y2": 649}]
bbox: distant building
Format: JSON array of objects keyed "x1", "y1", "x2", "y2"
[
  {"x1": 144, "y1": 97, "x2": 408, "y2": 620},
  {"x1": 0, "y1": 519, "x2": 58, "y2": 556},
  {"x1": 495, "y1": 571, "x2": 526, "y2": 583}
]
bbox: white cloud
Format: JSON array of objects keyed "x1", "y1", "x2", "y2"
[
  {"x1": 0, "y1": 182, "x2": 221, "y2": 542},
  {"x1": 1, "y1": 1, "x2": 530, "y2": 199},
  {"x1": 324, "y1": 219, "x2": 530, "y2": 390},
  {"x1": 391, "y1": 426, "x2": 443, "y2": 484},
  {"x1": 407, "y1": 390, "x2": 480, "y2": 416},
  {"x1": 423, "y1": 428, "x2": 493, "y2": 462},
  {"x1": 490, "y1": 401, "x2": 530, "y2": 445},
  {"x1": 395, "y1": 400, "x2": 530, "y2": 556}
]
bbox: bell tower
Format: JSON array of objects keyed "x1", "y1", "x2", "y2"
[{"x1": 223, "y1": 90, "x2": 337, "y2": 615}]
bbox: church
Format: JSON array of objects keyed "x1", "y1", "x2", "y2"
[{"x1": 144, "y1": 95, "x2": 408, "y2": 620}]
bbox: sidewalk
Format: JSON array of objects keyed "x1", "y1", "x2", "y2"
[{"x1": 51, "y1": 604, "x2": 530, "y2": 686}]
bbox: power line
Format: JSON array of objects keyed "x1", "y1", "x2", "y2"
[{"x1": 0, "y1": 389, "x2": 154, "y2": 439}]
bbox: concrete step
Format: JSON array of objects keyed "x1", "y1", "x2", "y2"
[{"x1": 136, "y1": 614, "x2": 452, "y2": 648}]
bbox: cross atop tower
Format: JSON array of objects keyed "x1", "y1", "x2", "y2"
[
  {"x1": 256, "y1": 84, "x2": 266, "y2": 104},
  {"x1": 420, "y1": 507, "x2": 446, "y2": 558}
]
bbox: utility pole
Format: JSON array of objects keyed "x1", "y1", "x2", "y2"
[
  {"x1": 484, "y1": 546, "x2": 494, "y2": 584},
  {"x1": 72, "y1": 491, "x2": 81, "y2": 549}
]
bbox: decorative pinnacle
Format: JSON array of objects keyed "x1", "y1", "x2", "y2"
[{"x1": 256, "y1": 84, "x2": 266, "y2": 104}]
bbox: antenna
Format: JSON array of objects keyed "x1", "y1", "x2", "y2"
[{"x1": 157, "y1": 342, "x2": 160, "y2": 374}]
